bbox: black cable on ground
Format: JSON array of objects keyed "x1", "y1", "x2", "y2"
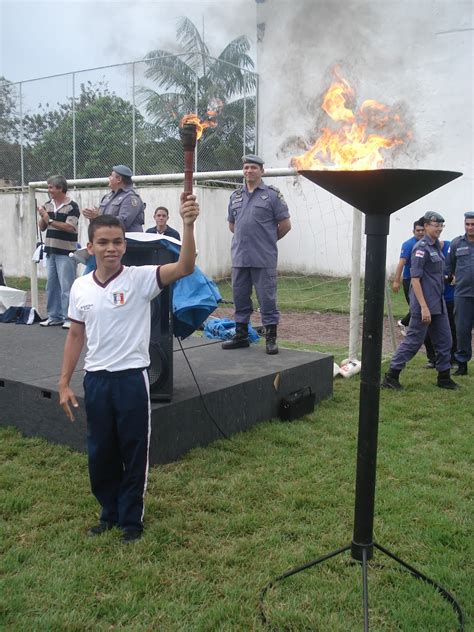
[{"x1": 177, "y1": 337, "x2": 230, "y2": 440}]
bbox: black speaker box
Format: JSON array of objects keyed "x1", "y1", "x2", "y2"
[
  {"x1": 122, "y1": 239, "x2": 176, "y2": 401},
  {"x1": 278, "y1": 386, "x2": 315, "y2": 421}
]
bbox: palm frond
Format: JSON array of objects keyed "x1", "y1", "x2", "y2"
[
  {"x1": 218, "y1": 36, "x2": 255, "y2": 72},
  {"x1": 144, "y1": 50, "x2": 197, "y2": 94},
  {"x1": 176, "y1": 16, "x2": 209, "y2": 73},
  {"x1": 137, "y1": 88, "x2": 194, "y2": 128}
]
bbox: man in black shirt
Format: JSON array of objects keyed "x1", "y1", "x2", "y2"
[{"x1": 146, "y1": 206, "x2": 180, "y2": 240}]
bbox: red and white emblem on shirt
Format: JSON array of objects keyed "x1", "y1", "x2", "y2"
[
  {"x1": 112, "y1": 291, "x2": 125, "y2": 305},
  {"x1": 414, "y1": 250, "x2": 425, "y2": 258}
]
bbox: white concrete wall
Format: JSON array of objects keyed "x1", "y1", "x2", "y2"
[
  {"x1": 0, "y1": 185, "x2": 234, "y2": 280},
  {"x1": 256, "y1": 0, "x2": 473, "y2": 271}
]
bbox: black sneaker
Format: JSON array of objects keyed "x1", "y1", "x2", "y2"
[
  {"x1": 381, "y1": 373, "x2": 403, "y2": 390},
  {"x1": 437, "y1": 376, "x2": 459, "y2": 390},
  {"x1": 122, "y1": 529, "x2": 142, "y2": 543},
  {"x1": 87, "y1": 521, "x2": 116, "y2": 536},
  {"x1": 454, "y1": 362, "x2": 468, "y2": 376}
]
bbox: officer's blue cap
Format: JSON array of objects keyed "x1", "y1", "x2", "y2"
[
  {"x1": 464, "y1": 211, "x2": 474, "y2": 219},
  {"x1": 112, "y1": 164, "x2": 133, "y2": 177},
  {"x1": 242, "y1": 154, "x2": 264, "y2": 166},
  {"x1": 423, "y1": 211, "x2": 445, "y2": 223}
]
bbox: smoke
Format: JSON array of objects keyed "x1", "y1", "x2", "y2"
[{"x1": 100, "y1": 1, "x2": 257, "y2": 66}]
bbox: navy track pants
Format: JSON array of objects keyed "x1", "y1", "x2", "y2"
[{"x1": 83, "y1": 368, "x2": 151, "y2": 532}]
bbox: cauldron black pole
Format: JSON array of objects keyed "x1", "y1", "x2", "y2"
[
  {"x1": 259, "y1": 169, "x2": 464, "y2": 631},
  {"x1": 351, "y1": 213, "x2": 390, "y2": 562}
]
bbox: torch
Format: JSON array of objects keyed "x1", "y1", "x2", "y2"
[
  {"x1": 180, "y1": 109, "x2": 220, "y2": 195},
  {"x1": 180, "y1": 122, "x2": 198, "y2": 196}
]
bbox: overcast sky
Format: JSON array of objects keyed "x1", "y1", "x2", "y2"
[{"x1": 0, "y1": 0, "x2": 257, "y2": 82}]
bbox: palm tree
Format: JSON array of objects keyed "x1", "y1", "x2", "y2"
[{"x1": 139, "y1": 17, "x2": 257, "y2": 173}]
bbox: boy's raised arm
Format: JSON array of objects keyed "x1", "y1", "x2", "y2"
[{"x1": 160, "y1": 193, "x2": 199, "y2": 287}]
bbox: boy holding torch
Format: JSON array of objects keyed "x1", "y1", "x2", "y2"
[{"x1": 59, "y1": 193, "x2": 199, "y2": 543}]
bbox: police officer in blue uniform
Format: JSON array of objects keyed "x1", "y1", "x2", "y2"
[
  {"x1": 222, "y1": 155, "x2": 291, "y2": 354},
  {"x1": 82, "y1": 165, "x2": 145, "y2": 232},
  {"x1": 82, "y1": 165, "x2": 145, "y2": 273},
  {"x1": 382, "y1": 211, "x2": 458, "y2": 390},
  {"x1": 446, "y1": 210, "x2": 474, "y2": 375}
]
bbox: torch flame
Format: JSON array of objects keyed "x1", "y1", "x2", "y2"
[
  {"x1": 292, "y1": 68, "x2": 410, "y2": 170},
  {"x1": 180, "y1": 106, "x2": 220, "y2": 140}
]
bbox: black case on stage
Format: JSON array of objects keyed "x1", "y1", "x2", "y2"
[
  {"x1": 122, "y1": 239, "x2": 176, "y2": 401},
  {"x1": 278, "y1": 386, "x2": 316, "y2": 421}
]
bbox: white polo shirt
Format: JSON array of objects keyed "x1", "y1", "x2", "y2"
[{"x1": 69, "y1": 265, "x2": 163, "y2": 372}]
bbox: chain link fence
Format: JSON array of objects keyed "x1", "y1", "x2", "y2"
[{"x1": 0, "y1": 54, "x2": 257, "y2": 187}]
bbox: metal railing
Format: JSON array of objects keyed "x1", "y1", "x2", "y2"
[{"x1": 1, "y1": 54, "x2": 258, "y2": 187}]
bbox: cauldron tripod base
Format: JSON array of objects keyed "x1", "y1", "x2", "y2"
[{"x1": 258, "y1": 541, "x2": 464, "y2": 631}]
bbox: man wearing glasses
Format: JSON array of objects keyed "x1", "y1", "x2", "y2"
[{"x1": 382, "y1": 211, "x2": 458, "y2": 391}]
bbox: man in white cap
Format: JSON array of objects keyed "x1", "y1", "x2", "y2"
[{"x1": 446, "y1": 211, "x2": 474, "y2": 375}]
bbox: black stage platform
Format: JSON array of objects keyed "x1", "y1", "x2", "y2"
[{"x1": 0, "y1": 324, "x2": 333, "y2": 464}]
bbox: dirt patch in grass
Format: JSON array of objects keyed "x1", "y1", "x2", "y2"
[{"x1": 212, "y1": 306, "x2": 399, "y2": 354}]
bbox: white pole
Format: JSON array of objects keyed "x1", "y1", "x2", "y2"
[
  {"x1": 348, "y1": 207, "x2": 363, "y2": 361},
  {"x1": 29, "y1": 186, "x2": 39, "y2": 311},
  {"x1": 28, "y1": 167, "x2": 299, "y2": 189},
  {"x1": 384, "y1": 280, "x2": 398, "y2": 353}
]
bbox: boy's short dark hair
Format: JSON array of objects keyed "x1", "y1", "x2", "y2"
[
  {"x1": 88, "y1": 215, "x2": 125, "y2": 241},
  {"x1": 154, "y1": 206, "x2": 169, "y2": 217}
]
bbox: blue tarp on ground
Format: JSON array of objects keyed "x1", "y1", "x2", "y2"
[{"x1": 203, "y1": 318, "x2": 260, "y2": 343}]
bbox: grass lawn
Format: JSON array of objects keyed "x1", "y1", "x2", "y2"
[
  {"x1": 4, "y1": 276, "x2": 47, "y2": 292},
  {"x1": 6, "y1": 274, "x2": 409, "y2": 318},
  {"x1": 1, "y1": 354, "x2": 472, "y2": 631},
  {"x1": 217, "y1": 274, "x2": 409, "y2": 317}
]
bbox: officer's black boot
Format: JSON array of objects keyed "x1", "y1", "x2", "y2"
[
  {"x1": 222, "y1": 323, "x2": 250, "y2": 349},
  {"x1": 265, "y1": 324, "x2": 279, "y2": 355},
  {"x1": 436, "y1": 369, "x2": 459, "y2": 390},
  {"x1": 381, "y1": 367, "x2": 402, "y2": 390},
  {"x1": 454, "y1": 361, "x2": 468, "y2": 376}
]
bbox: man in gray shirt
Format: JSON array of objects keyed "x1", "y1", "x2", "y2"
[{"x1": 223, "y1": 155, "x2": 291, "y2": 354}]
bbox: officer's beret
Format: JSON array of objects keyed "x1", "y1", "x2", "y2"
[
  {"x1": 242, "y1": 154, "x2": 264, "y2": 166},
  {"x1": 464, "y1": 211, "x2": 474, "y2": 219},
  {"x1": 112, "y1": 164, "x2": 133, "y2": 177},
  {"x1": 423, "y1": 211, "x2": 445, "y2": 223}
]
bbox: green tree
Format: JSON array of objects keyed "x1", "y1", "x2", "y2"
[
  {"x1": 140, "y1": 17, "x2": 257, "y2": 173},
  {"x1": 24, "y1": 82, "x2": 153, "y2": 181},
  {"x1": 0, "y1": 77, "x2": 21, "y2": 184}
]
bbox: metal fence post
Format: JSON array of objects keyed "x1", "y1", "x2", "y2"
[
  {"x1": 72, "y1": 72, "x2": 76, "y2": 179},
  {"x1": 255, "y1": 74, "x2": 259, "y2": 155},
  {"x1": 243, "y1": 73, "x2": 247, "y2": 157},
  {"x1": 132, "y1": 62, "x2": 136, "y2": 173},
  {"x1": 19, "y1": 82, "x2": 25, "y2": 187},
  {"x1": 194, "y1": 73, "x2": 199, "y2": 173}
]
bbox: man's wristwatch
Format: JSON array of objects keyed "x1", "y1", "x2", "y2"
[{"x1": 48, "y1": 218, "x2": 54, "y2": 225}]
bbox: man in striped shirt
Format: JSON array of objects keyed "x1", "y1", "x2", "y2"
[{"x1": 37, "y1": 175, "x2": 79, "y2": 328}]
